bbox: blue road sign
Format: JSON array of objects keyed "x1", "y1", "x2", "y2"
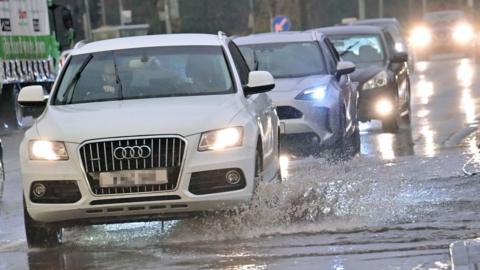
[{"x1": 272, "y1": 15, "x2": 291, "y2": 32}]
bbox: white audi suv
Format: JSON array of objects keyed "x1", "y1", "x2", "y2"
[{"x1": 18, "y1": 33, "x2": 280, "y2": 247}]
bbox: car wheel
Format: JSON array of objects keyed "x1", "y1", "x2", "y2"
[
  {"x1": 334, "y1": 104, "x2": 346, "y2": 148},
  {"x1": 401, "y1": 84, "x2": 412, "y2": 125},
  {"x1": 382, "y1": 117, "x2": 399, "y2": 133},
  {"x1": 24, "y1": 198, "x2": 62, "y2": 248},
  {"x1": 1, "y1": 84, "x2": 25, "y2": 130},
  {"x1": 276, "y1": 131, "x2": 283, "y2": 182},
  {"x1": 346, "y1": 126, "x2": 361, "y2": 156},
  {"x1": 254, "y1": 144, "x2": 263, "y2": 184},
  {"x1": 249, "y1": 144, "x2": 264, "y2": 208},
  {"x1": 0, "y1": 158, "x2": 4, "y2": 200},
  {"x1": 331, "y1": 104, "x2": 351, "y2": 159}
]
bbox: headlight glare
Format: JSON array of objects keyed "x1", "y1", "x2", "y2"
[
  {"x1": 376, "y1": 99, "x2": 394, "y2": 116},
  {"x1": 295, "y1": 86, "x2": 327, "y2": 100},
  {"x1": 362, "y1": 71, "x2": 388, "y2": 90},
  {"x1": 198, "y1": 127, "x2": 243, "y2": 151},
  {"x1": 29, "y1": 140, "x2": 68, "y2": 160},
  {"x1": 453, "y1": 23, "x2": 474, "y2": 44},
  {"x1": 410, "y1": 26, "x2": 431, "y2": 47}
]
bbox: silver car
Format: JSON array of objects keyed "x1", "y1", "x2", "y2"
[{"x1": 235, "y1": 32, "x2": 359, "y2": 156}]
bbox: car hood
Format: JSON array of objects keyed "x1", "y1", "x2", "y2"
[
  {"x1": 35, "y1": 95, "x2": 244, "y2": 143},
  {"x1": 350, "y1": 66, "x2": 386, "y2": 84},
  {"x1": 272, "y1": 75, "x2": 332, "y2": 92}
]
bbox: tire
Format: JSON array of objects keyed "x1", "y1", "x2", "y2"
[
  {"x1": 401, "y1": 83, "x2": 412, "y2": 125},
  {"x1": 0, "y1": 157, "x2": 4, "y2": 200},
  {"x1": 249, "y1": 144, "x2": 264, "y2": 207},
  {"x1": 254, "y1": 145, "x2": 263, "y2": 184},
  {"x1": 276, "y1": 131, "x2": 283, "y2": 182},
  {"x1": 1, "y1": 84, "x2": 24, "y2": 129},
  {"x1": 382, "y1": 117, "x2": 399, "y2": 133},
  {"x1": 334, "y1": 104, "x2": 346, "y2": 150},
  {"x1": 346, "y1": 127, "x2": 361, "y2": 156},
  {"x1": 24, "y1": 198, "x2": 62, "y2": 248}
]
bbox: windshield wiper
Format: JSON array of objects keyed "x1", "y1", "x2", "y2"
[
  {"x1": 340, "y1": 41, "x2": 360, "y2": 57},
  {"x1": 112, "y1": 53, "x2": 124, "y2": 100},
  {"x1": 253, "y1": 50, "x2": 259, "y2": 71},
  {"x1": 62, "y1": 53, "x2": 93, "y2": 104}
]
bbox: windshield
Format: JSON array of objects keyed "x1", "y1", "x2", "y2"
[
  {"x1": 328, "y1": 34, "x2": 386, "y2": 67},
  {"x1": 424, "y1": 11, "x2": 466, "y2": 26},
  {"x1": 238, "y1": 42, "x2": 326, "y2": 78},
  {"x1": 53, "y1": 46, "x2": 234, "y2": 105}
]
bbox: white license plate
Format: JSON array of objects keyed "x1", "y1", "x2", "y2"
[{"x1": 99, "y1": 170, "x2": 168, "y2": 187}]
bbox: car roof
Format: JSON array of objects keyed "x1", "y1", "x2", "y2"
[
  {"x1": 313, "y1": 25, "x2": 384, "y2": 36},
  {"x1": 425, "y1": 9, "x2": 465, "y2": 16},
  {"x1": 234, "y1": 31, "x2": 320, "y2": 45},
  {"x1": 72, "y1": 34, "x2": 224, "y2": 55},
  {"x1": 352, "y1": 18, "x2": 400, "y2": 26}
]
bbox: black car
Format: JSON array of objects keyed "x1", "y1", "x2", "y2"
[
  {"x1": 316, "y1": 25, "x2": 411, "y2": 132},
  {"x1": 351, "y1": 18, "x2": 415, "y2": 72}
]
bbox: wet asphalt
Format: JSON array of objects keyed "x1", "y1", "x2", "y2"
[{"x1": 1, "y1": 56, "x2": 480, "y2": 269}]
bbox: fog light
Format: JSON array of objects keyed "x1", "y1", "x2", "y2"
[
  {"x1": 225, "y1": 170, "x2": 241, "y2": 185},
  {"x1": 376, "y1": 99, "x2": 393, "y2": 116},
  {"x1": 32, "y1": 183, "x2": 46, "y2": 198}
]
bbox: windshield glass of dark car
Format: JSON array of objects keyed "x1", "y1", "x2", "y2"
[
  {"x1": 328, "y1": 34, "x2": 386, "y2": 67},
  {"x1": 53, "y1": 46, "x2": 234, "y2": 105},
  {"x1": 238, "y1": 42, "x2": 326, "y2": 78}
]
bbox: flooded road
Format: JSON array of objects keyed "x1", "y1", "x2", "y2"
[{"x1": 2, "y1": 57, "x2": 480, "y2": 269}]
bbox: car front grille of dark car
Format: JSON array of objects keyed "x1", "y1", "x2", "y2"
[
  {"x1": 276, "y1": 106, "x2": 303, "y2": 120},
  {"x1": 79, "y1": 137, "x2": 186, "y2": 195}
]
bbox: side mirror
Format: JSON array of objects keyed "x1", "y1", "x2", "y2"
[
  {"x1": 336, "y1": 61, "x2": 356, "y2": 80},
  {"x1": 18, "y1": 85, "x2": 47, "y2": 106},
  {"x1": 391, "y1": 52, "x2": 408, "y2": 63},
  {"x1": 244, "y1": 71, "x2": 275, "y2": 96}
]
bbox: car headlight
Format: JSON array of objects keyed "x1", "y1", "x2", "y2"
[
  {"x1": 362, "y1": 71, "x2": 388, "y2": 90},
  {"x1": 453, "y1": 23, "x2": 474, "y2": 44},
  {"x1": 295, "y1": 86, "x2": 327, "y2": 100},
  {"x1": 410, "y1": 26, "x2": 431, "y2": 47},
  {"x1": 198, "y1": 127, "x2": 243, "y2": 151},
  {"x1": 29, "y1": 140, "x2": 69, "y2": 160}
]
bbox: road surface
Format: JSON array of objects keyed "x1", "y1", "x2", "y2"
[{"x1": 1, "y1": 56, "x2": 480, "y2": 270}]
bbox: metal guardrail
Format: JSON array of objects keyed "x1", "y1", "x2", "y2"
[
  {"x1": 1, "y1": 58, "x2": 56, "y2": 85},
  {"x1": 450, "y1": 239, "x2": 480, "y2": 270}
]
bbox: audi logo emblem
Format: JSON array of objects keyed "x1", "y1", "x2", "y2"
[{"x1": 113, "y1": 145, "x2": 152, "y2": 160}]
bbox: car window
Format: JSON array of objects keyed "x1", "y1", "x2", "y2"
[
  {"x1": 228, "y1": 41, "x2": 250, "y2": 85},
  {"x1": 383, "y1": 31, "x2": 396, "y2": 57},
  {"x1": 238, "y1": 42, "x2": 327, "y2": 78},
  {"x1": 328, "y1": 34, "x2": 386, "y2": 68},
  {"x1": 322, "y1": 39, "x2": 338, "y2": 73},
  {"x1": 325, "y1": 38, "x2": 340, "y2": 62},
  {"x1": 53, "y1": 46, "x2": 234, "y2": 105}
]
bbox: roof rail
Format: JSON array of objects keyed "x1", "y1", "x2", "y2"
[
  {"x1": 73, "y1": 40, "x2": 88, "y2": 50},
  {"x1": 217, "y1": 31, "x2": 227, "y2": 40}
]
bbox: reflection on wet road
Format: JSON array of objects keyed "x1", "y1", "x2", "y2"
[
  {"x1": 2, "y1": 57, "x2": 480, "y2": 270},
  {"x1": 362, "y1": 57, "x2": 478, "y2": 160}
]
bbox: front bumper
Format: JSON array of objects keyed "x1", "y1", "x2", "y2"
[
  {"x1": 414, "y1": 34, "x2": 475, "y2": 56},
  {"x1": 358, "y1": 85, "x2": 396, "y2": 121},
  {"x1": 20, "y1": 134, "x2": 256, "y2": 224},
  {"x1": 271, "y1": 91, "x2": 339, "y2": 145}
]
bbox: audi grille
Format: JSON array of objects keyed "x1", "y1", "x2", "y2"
[{"x1": 79, "y1": 136, "x2": 186, "y2": 195}]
